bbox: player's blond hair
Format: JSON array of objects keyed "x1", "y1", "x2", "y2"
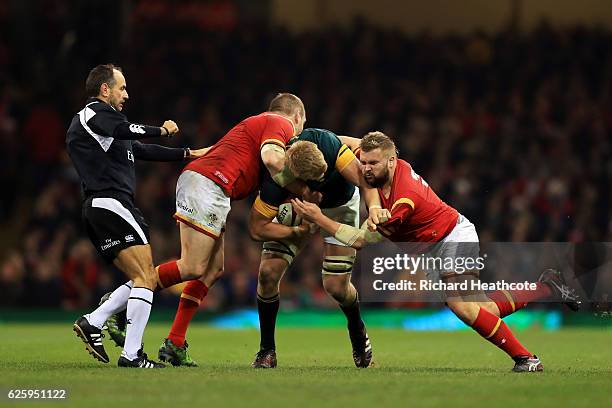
[
  {"x1": 360, "y1": 131, "x2": 396, "y2": 155},
  {"x1": 286, "y1": 141, "x2": 327, "y2": 181},
  {"x1": 268, "y1": 93, "x2": 305, "y2": 117}
]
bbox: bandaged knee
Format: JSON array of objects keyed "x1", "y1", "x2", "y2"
[{"x1": 322, "y1": 255, "x2": 356, "y2": 275}]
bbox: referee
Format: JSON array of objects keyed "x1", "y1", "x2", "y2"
[{"x1": 67, "y1": 64, "x2": 202, "y2": 368}]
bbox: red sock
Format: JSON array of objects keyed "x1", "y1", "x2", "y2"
[
  {"x1": 156, "y1": 260, "x2": 183, "y2": 290},
  {"x1": 168, "y1": 280, "x2": 209, "y2": 347},
  {"x1": 487, "y1": 283, "x2": 553, "y2": 317},
  {"x1": 470, "y1": 307, "x2": 532, "y2": 359}
]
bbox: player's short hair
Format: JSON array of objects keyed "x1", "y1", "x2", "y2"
[
  {"x1": 268, "y1": 93, "x2": 305, "y2": 117},
  {"x1": 286, "y1": 141, "x2": 327, "y2": 181},
  {"x1": 360, "y1": 131, "x2": 397, "y2": 155},
  {"x1": 85, "y1": 64, "x2": 122, "y2": 97}
]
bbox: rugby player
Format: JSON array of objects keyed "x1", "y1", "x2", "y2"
[
  {"x1": 247, "y1": 129, "x2": 384, "y2": 368},
  {"x1": 292, "y1": 131, "x2": 582, "y2": 373}
]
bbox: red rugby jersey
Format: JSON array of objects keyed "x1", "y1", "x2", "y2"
[
  {"x1": 184, "y1": 112, "x2": 295, "y2": 200},
  {"x1": 377, "y1": 159, "x2": 459, "y2": 242}
]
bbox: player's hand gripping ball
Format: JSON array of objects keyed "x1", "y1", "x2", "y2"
[{"x1": 277, "y1": 202, "x2": 303, "y2": 226}]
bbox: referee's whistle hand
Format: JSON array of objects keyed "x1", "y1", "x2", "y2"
[{"x1": 162, "y1": 120, "x2": 179, "y2": 136}]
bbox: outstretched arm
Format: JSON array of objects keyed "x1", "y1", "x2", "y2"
[
  {"x1": 112, "y1": 119, "x2": 179, "y2": 140},
  {"x1": 87, "y1": 104, "x2": 180, "y2": 141},
  {"x1": 132, "y1": 141, "x2": 185, "y2": 161},
  {"x1": 291, "y1": 198, "x2": 383, "y2": 249},
  {"x1": 132, "y1": 142, "x2": 211, "y2": 162}
]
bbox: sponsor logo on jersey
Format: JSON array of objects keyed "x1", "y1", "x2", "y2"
[
  {"x1": 214, "y1": 170, "x2": 229, "y2": 184},
  {"x1": 129, "y1": 124, "x2": 145, "y2": 134},
  {"x1": 127, "y1": 150, "x2": 134, "y2": 162},
  {"x1": 125, "y1": 234, "x2": 134, "y2": 242},
  {"x1": 101, "y1": 238, "x2": 121, "y2": 251}
]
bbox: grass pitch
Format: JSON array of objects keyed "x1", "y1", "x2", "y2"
[{"x1": 1, "y1": 323, "x2": 610, "y2": 407}]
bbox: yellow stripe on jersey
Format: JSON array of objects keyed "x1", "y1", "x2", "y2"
[
  {"x1": 253, "y1": 195, "x2": 279, "y2": 219},
  {"x1": 391, "y1": 198, "x2": 415, "y2": 211},
  {"x1": 335, "y1": 144, "x2": 357, "y2": 172},
  {"x1": 260, "y1": 138, "x2": 286, "y2": 150}
]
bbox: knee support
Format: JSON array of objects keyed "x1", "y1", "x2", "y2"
[
  {"x1": 322, "y1": 255, "x2": 356, "y2": 275},
  {"x1": 262, "y1": 241, "x2": 296, "y2": 265}
]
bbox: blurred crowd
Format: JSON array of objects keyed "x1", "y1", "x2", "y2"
[{"x1": 0, "y1": 2, "x2": 610, "y2": 309}]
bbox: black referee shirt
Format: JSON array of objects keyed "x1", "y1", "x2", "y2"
[{"x1": 66, "y1": 97, "x2": 185, "y2": 202}]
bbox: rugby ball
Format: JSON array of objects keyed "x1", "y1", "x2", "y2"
[{"x1": 276, "y1": 202, "x2": 302, "y2": 226}]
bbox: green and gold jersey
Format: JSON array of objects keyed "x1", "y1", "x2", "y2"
[{"x1": 253, "y1": 128, "x2": 357, "y2": 218}]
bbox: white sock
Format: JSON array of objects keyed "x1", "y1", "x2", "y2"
[
  {"x1": 84, "y1": 281, "x2": 133, "y2": 329},
  {"x1": 121, "y1": 287, "x2": 154, "y2": 360}
]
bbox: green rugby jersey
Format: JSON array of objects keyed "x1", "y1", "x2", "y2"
[{"x1": 253, "y1": 128, "x2": 357, "y2": 218}]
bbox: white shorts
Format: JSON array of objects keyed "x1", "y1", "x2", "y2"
[
  {"x1": 441, "y1": 214, "x2": 479, "y2": 245},
  {"x1": 174, "y1": 170, "x2": 230, "y2": 239},
  {"x1": 320, "y1": 188, "x2": 361, "y2": 246},
  {"x1": 424, "y1": 214, "x2": 480, "y2": 280}
]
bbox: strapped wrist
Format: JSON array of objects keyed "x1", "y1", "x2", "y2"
[
  {"x1": 334, "y1": 223, "x2": 383, "y2": 246},
  {"x1": 334, "y1": 224, "x2": 364, "y2": 246}
]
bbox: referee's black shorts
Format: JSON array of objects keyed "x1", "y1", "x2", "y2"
[{"x1": 82, "y1": 196, "x2": 150, "y2": 263}]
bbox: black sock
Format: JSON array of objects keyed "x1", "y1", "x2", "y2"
[
  {"x1": 340, "y1": 296, "x2": 364, "y2": 332},
  {"x1": 257, "y1": 294, "x2": 280, "y2": 351}
]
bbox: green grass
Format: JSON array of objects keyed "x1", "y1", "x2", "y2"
[{"x1": 0, "y1": 324, "x2": 610, "y2": 407}]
